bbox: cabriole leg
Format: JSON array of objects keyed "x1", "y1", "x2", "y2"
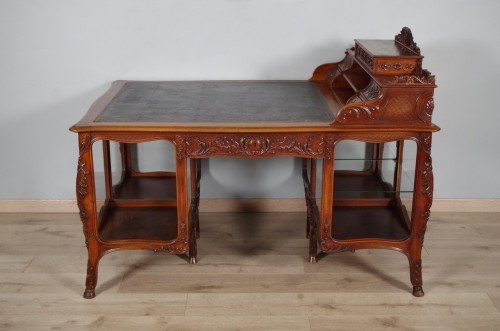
[
  {"x1": 76, "y1": 133, "x2": 100, "y2": 299},
  {"x1": 408, "y1": 133, "x2": 434, "y2": 297}
]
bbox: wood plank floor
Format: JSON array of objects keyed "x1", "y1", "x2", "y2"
[{"x1": 0, "y1": 211, "x2": 499, "y2": 330}]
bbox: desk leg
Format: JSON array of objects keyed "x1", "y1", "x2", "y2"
[
  {"x1": 190, "y1": 159, "x2": 201, "y2": 239},
  {"x1": 175, "y1": 152, "x2": 193, "y2": 264},
  {"x1": 76, "y1": 133, "x2": 100, "y2": 299},
  {"x1": 189, "y1": 158, "x2": 201, "y2": 264},
  {"x1": 408, "y1": 133, "x2": 433, "y2": 297},
  {"x1": 302, "y1": 159, "x2": 317, "y2": 240},
  {"x1": 318, "y1": 151, "x2": 335, "y2": 263}
]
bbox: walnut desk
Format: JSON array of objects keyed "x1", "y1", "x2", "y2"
[{"x1": 70, "y1": 27, "x2": 438, "y2": 299}]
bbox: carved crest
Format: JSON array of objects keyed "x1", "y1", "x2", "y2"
[{"x1": 395, "y1": 27, "x2": 421, "y2": 55}]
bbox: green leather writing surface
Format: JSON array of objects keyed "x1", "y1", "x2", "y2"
[{"x1": 96, "y1": 81, "x2": 333, "y2": 123}]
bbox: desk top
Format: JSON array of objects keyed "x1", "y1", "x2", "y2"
[{"x1": 71, "y1": 80, "x2": 337, "y2": 132}]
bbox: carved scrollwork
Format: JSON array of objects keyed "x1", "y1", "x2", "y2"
[
  {"x1": 415, "y1": 133, "x2": 433, "y2": 247},
  {"x1": 184, "y1": 135, "x2": 326, "y2": 158},
  {"x1": 217, "y1": 136, "x2": 270, "y2": 156},
  {"x1": 422, "y1": 161, "x2": 433, "y2": 200},
  {"x1": 362, "y1": 80, "x2": 381, "y2": 100},
  {"x1": 421, "y1": 69, "x2": 436, "y2": 85},
  {"x1": 336, "y1": 104, "x2": 381, "y2": 124},
  {"x1": 386, "y1": 75, "x2": 432, "y2": 86},
  {"x1": 421, "y1": 142, "x2": 433, "y2": 198},
  {"x1": 421, "y1": 132, "x2": 432, "y2": 154},
  {"x1": 77, "y1": 202, "x2": 90, "y2": 248},
  {"x1": 391, "y1": 76, "x2": 420, "y2": 85},
  {"x1": 175, "y1": 136, "x2": 187, "y2": 160},
  {"x1": 152, "y1": 244, "x2": 188, "y2": 254}
]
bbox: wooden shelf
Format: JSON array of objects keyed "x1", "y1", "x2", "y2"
[
  {"x1": 114, "y1": 174, "x2": 176, "y2": 201},
  {"x1": 98, "y1": 206, "x2": 178, "y2": 242},
  {"x1": 332, "y1": 88, "x2": 355, "y2": 105},
  {"x1": 334, "y1": 171, "x2": 396, "y2": 201},
  {"x1": 331, "y1": 205, "x2": 410, "y2": 241},
  {"x1": 343, "y1": 71, "x2": 370, "y2": 92}
]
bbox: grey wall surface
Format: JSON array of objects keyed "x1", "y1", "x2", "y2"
[{"x1": 1, "y1": 0, "x2": 499, "y2": 200}]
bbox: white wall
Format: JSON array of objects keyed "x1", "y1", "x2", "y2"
[{"x1": 0, "y1": 0, "x2": 499, "y2": 200}]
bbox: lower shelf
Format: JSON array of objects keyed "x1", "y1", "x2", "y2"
[
  {"x1": 331, "y1": 205, "x2": 410, "y2": 241},
  {"x1": 334, "y1": 172, "x2": 394, "y2": 200},
  {"x1": 98, "y1": 206, "x2": 178, "y2": 242},
  {"x1": 114, "y1": 175, "x2": 177, "y2": 201}
]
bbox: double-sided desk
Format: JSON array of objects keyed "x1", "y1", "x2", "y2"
[{"x1": 70, "y1": 28, "x2": 438, "y2": 299}]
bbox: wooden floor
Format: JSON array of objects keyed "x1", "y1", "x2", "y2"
[{"x1": 1, "y1": 211, "x2": 499, "y2": 330}]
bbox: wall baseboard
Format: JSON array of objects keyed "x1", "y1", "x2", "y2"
[{"x1": 1, "y1": 198, "x2": 500, "y2": 213}]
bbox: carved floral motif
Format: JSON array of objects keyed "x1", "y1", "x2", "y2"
[
  {"x1": 416, "y1": 95, "x2": 434, "y2": 125},
  {"x1": 415, "y1": 133, "x2": 433, "y2": 247},
  {"x1": 378, "y1": 62, "x2": 415, "y2": 71},
  {"x1": 76, "y1": 134, "x2": 92, "y2": 249}
]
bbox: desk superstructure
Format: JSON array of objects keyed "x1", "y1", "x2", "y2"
[{"x1": 70, "y1": 27, "x2": 438, "y2": 298}]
